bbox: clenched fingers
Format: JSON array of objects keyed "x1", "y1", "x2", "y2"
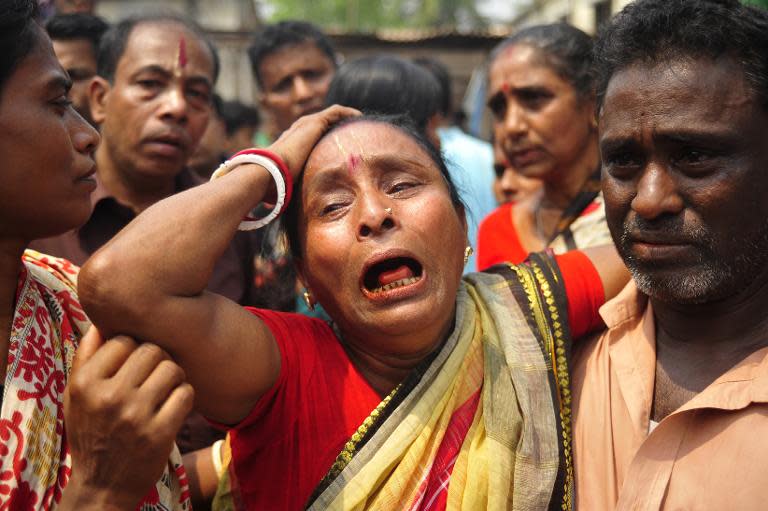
[
  {"x1": 137, "y1": 358, "x2": 188, "y2": 412},
  {"x1": 114, "y1": 342, "x2": 172, "y2": 389},
  {"x1": 152, "y1": 382, "x2": 195, "y2": 441}
]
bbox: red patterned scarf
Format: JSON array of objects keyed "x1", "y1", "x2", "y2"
[{"x1": 0, "y1": 250, "x2": 190, "y2": 510}]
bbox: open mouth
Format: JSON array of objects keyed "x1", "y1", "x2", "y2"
[{"x1": 362, "y1": 256, "x2": 423, "y2": 294}]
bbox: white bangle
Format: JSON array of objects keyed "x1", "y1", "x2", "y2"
[
  {"x1": 211, "y1": 439, "x2": 225, "y2": 478},
  {"x1": 210, "y1": 153, "x2": 287, "y2": 230}
]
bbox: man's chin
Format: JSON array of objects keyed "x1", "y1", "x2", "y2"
[{"x1": 628, "y1": 262, "x2": 734, "y2": 305}]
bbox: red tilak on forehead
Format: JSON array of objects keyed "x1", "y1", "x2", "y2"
[
  {"x1": 178, "y1": 37, "x2": 188, "y2": 68},
  {"x1": 501, "y1": 82, "x2": 510, "y2": 94},
  {"x1": 348, "y1": 154, "x2": 362, "y2": 175}
]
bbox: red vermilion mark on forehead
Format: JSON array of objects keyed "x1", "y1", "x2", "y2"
[
  {"x1": 501, "y1": 82, "x2": 510, "y2": 94},
  {"x1": 178, "y1": 37, "x2": 188, "y2": 69},
  {"x1": 348, "y1": 153, "x2": 362, "y2": 175},
  {"x1": 502, "y1": 44, "x2": 520, "y2": 59}
]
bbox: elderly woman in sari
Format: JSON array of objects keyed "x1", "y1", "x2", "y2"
[
  {"x1": 0, "y1": 0, "x2": 193, "y2": 508},
  {"x1": 477, "y1": 23, "x2": 612, "y2": 270},
  {"x1": 79, "y1": 106, "x2": 627, "y2": 510}
]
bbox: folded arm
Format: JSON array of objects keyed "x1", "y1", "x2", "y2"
[
  {"x1": 79, "y1": 105, "x2": 360, "y2": 424},
  {"x1": 78, "y1": 162, "x2": 280, "y2": 424}
]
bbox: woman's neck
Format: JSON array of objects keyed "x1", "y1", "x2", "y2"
[
  {"x1": 528, "y1": 134, "x2": 600, "y2": 241},
  {"x1": 542, "y1": 135, "x2": 600, "y2": 210},
  {"x1": 343, "y1": 346, "x2": 426, "y2": 397},
  {"x1": 337, "y1": 314, "x2": 455, "y2": 397}
]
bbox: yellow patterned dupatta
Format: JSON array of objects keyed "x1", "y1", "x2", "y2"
[
  {"x1": 305, "y1": 253, "x2": 574, "y2": 511},
  {"x1": 0, "y1": 250, "x2": 190, "y2": 510}
]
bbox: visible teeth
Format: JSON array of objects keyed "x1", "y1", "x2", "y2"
[{"x1": 370, "y1": 276, "x2": 419, "y2": 294}]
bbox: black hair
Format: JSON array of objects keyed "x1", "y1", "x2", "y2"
[
  {"x1": 283, "y1": 114, "x2": 464, "y2": 260},
  {"x1": 0, "y1": 0, "x2": 40, "y2": 98},
  {"x1": 490, "y1": 23, "x2": 595, "y2": 101},
  {"x1": 324, "y1": 55, "x2": 441, "y2": 133},
  {"x1": 97, "y1": 13, "x2": 220, "y2": 83},
  {"x1": 413, "y1": 56, "x2": 452, "y2": 118},
  {"x1": 220, "y1": 100, "x2": 261, "y2": 136},
  {"x1": 594, "y1": 0, "x2": 768, "y2": 111},
  {"x1": 248, "y1": 20, "x2": 337, "y2": 89},
  {"x1": 45, "y1": 12, "x2": 108, "y2": 51}
]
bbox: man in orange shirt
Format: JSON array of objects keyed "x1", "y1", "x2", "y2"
[{"x1": 572, "y1": 0, "x2": 768, "y2": 509}]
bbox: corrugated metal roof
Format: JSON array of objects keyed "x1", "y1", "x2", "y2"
[{"x1": 326, "y1": 26, "x2": 511, "y2": 42}]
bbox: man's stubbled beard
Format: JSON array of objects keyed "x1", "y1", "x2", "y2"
[{"x1": 617, "y1": 214, "x2": 768, "y2": 305}]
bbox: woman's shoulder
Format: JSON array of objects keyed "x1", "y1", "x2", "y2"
[
  {"x1": 20, "y1": 250, "x2": 90, "y2": 339},
  {"x1": 244, "y1": 307, "x2": 338, "y2": 348},
  {"x1": 22, "y1": 249, "x2": 80, "y2": 294}
]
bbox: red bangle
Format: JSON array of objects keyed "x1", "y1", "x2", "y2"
[{"x1": 231, "y1": 148, "x2": 294, "y2": 215}]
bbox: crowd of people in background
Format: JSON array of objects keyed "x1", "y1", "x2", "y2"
[{"x1": 1, "y1": 0, "x2": 768, "y2": 509}]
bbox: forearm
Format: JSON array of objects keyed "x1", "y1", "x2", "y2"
[
  {"x1": 79, "y1": 163, "x2": 272, "y2": 334},
  {"x1": 77, "y1": 162, "x2": 283, "y2": 420},
  {"x1": 183, "y1": 446, "x2": 219, "y2": 508},
  {"x1": 86, "y1": 164, "x2": 271, "y2": 296},
  {"x1": 581, "y1": 244, "x2": 630, "y2": 301}
]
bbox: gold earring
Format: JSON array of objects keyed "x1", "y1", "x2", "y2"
[
  {"x1": 302, "y1": 289, "x2": 315, "y2": 311},
  {"x1": 464, "y1": 246, "x2": 473, "y2": 265}
]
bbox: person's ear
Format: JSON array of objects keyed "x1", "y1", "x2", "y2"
[
  {"x1": 582, "y1": 93, "x2": 598, "y2": 132},
  {"x1": 295, "y1": 258, "x2": 318, "y2": 310},
  {"x1": 456, "y1": 202, "x2": 468, "y2": 240},
  {"x1": 89, "y1": 76, "x2": 111, "y2": 126}
]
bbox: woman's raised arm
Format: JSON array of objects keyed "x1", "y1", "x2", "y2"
[{"x1": 78, "y1": 106, "x2": 359, "y2": 424}]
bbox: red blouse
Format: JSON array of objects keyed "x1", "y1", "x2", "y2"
[{"x1": 227, "y1": 251, "x2": 604, "y2": 510}]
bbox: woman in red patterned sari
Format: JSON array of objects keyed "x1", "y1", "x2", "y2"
[{"x1": 0, "y1": 1, "x2": 193, "y2": 508}]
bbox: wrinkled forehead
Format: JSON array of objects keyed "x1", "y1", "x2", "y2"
[
  {"x1": 119, "y1": 21, "x2": 215, "y2": 79},
  {"x1": 600, "y1": 57, "x2": 755, "y2": 129},
  {"x1": 489, "y1": 43, "x2": 556, "y2": 80},
  {"x1": 303, "y1": 121, "x2": 435, "y2": 178}
]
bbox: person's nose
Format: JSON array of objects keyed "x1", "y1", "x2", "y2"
[
  {"x1": 292, "y1": 76, "x2": 314, "y2": 104},
  {"x1": 70, "y1": 110, "x2": 100, "y2": 155},
  {"x1": 157, "y1": 86, "x2": 189, "y2": 124},
  {"x1": 502, "y1": 101, "x2": 528, "y2": 142},
  {"x1": 630, "y1": 161, "x2": 684, "y2": 220},
  {"x1": 356, "y1": 194, "x2": 396, "y2": 241}
]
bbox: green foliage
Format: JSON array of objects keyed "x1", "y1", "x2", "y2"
[
  {"x1": 265, "y1": 0, "x2": 487, "y2": 31},
  {"x1": 743, "y1": 0, "x2": 768, "y2": 8}
]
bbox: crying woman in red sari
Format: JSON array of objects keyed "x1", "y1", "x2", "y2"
[{"x1": 79, "y1": 105, "x2": 628, "y2": 510}]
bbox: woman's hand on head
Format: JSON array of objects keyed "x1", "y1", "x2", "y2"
[{"x1": 270, "y1": 105, "x2": 361, "y2": 179}]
